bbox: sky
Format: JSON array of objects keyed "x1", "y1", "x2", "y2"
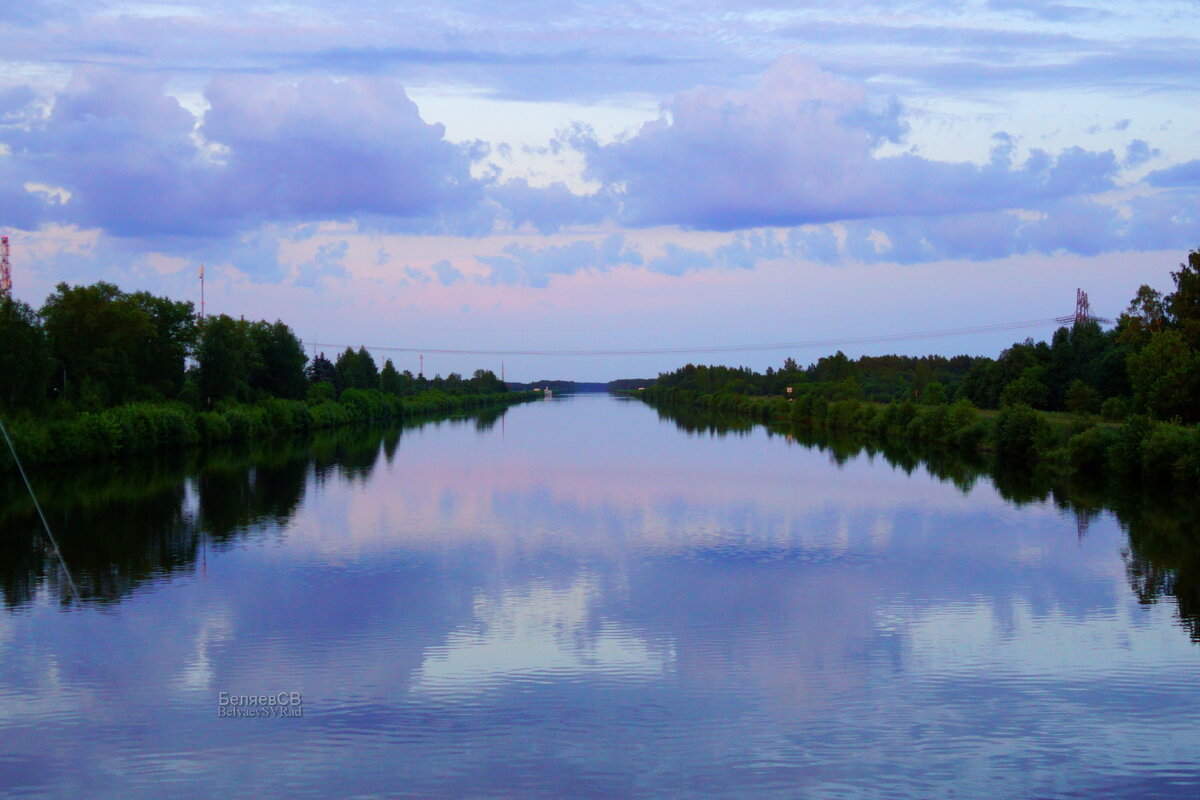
[{"x1": 1, "y1": 1, "x2": 1198, "y2": 381}]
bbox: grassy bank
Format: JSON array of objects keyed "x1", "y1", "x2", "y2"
[
  {"x1": 2, "y1": 388, "x2": 536, "y2": 471},
  {"x1": 636, "y1": 386, "x2": 1200, "y2": 495}
]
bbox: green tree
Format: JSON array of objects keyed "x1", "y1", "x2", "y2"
[
  {"x1": 305, "y1": 352, "x2": 341, "y2": 392},
  {"x1": 468, "y1": 369, "x2": 506, "y2": 394},
  {"x1": 1064, "y1": 379, "x2": 1101, "y2": 415},
  {"x1": 197, "y1": 314, "x2": 248, "y2": 404},
  {"x1": 1127, "y1": 329, "x2": 1199, "y2": 421},
  {"x1": 379, "y1": 359, "x2": 403, "y2": 395},
  {"x1": 127, "y1": 291, "x2": 197, "y2": 400},
  {"x1": 40, "y1": 282, "x2": 154, "y2": 407},
  {"x1": 336, "y1": 346, "x2": 379, "y2": 390},
  {"x1": 248, "y1": 320, "x2": 307, "y2": 399},
  {"x1": 1117, "y1": 285, "x2": 1167, "y2": 350},
  {"x1": 921, "y1": 381, "x2": 946, "y2": 405},
  {"x1": 0, "y1": 298, "x2": 53, "y2": 413},
  {"x1": 1167, "y1": 248, "x2": 1200, "y2": 349},
  {"x1": 1000, "y1": 374, "x2": 1049, "y2": 409}
]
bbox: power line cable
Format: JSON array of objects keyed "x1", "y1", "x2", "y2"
[{"x1": 308, "y1": 316, "x2": 1070, "y2": 358}]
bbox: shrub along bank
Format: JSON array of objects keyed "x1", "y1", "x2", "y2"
[
  {"x1": 637, "y1": 385, "x2": 1200, "y2": 496},
  {"x1": 2, "y1": 388, "x2": 535, "y2": 471}
]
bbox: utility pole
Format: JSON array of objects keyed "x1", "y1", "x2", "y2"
[{"x1": 199, "y1": 264, "x2": 206, "y2": 319}]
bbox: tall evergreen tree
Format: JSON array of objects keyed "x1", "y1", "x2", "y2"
[{"x1": 305, "y1": 352, "x2": 341, "y2": 392}]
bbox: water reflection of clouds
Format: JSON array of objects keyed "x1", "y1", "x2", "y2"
[
  {"x1": 411, "y1": 577, "x2": 673, "y2": 698},
  {"x1": 291, "y1": 442, "x2": 1046, "y2": 562},
  {"x1": 4, "y1": 399, "x2": 1199, "y2": 797},
  {"x1": 904, "y1": 597, "x2": 1198, "y2": 675}
]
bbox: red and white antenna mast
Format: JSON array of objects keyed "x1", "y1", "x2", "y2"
[{"x1": 0, "y1": 236, "x2": 11, "y2": 299}]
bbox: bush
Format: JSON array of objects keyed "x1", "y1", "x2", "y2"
[
  {"x1": 1141, "y1": 423, "x2": 1192, "y2": 487},
  {"x1": 994, "y1": 403, "x2": 1051, "y2": 462},
  {"x1": 1107, "y1": 415, "x2": 1154, "y2": 479},
  {"x1": 307, "y1": 382, "x2": 336, "y2": 404},
  {"x1": 1101, "y1": 396, "x2": 1131, "y2": 422},
  {"x1": 1068, "y1": 426, "x2": 1117, "y2": 474}
]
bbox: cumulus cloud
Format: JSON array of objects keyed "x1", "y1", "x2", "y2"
[
  {"x1": 202, "y1": 75, "x2": 488, "y2": 229},
  {"x1": 578, "y1": 58, "x2": 1119, "y2": 231},
  {"x1": 487, "y1": 178, "x2": 615, "y2": 234},
  {"x1": 3, "y1": 69, "x2": 218, "y2": 237},
  {"x1": 0, "y1": 69, "x2": 500, "y2": 240},
  {"x1": 0, "y1": 66, "x2": 647, "y2": 247},
  {"x1": 1123, "y1": 139, "x2": 1159, "y2": 168}
]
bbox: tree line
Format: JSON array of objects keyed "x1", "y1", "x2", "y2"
[
  {"x1": 0, "y1": 280, "x2": 508, "y2": 417},
  {"x1": 651, "y1": 248, "x2": 1200, "y2": 424}
]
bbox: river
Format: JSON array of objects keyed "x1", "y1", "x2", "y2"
[{"x1": 1, "y1": 394, "x2": 1198, "y2": 798}]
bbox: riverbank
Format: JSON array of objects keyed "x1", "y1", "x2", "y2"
[
  {"x1": 634, "y1": 386, "x2": 1200, "y2": 496},
  {"x1": 1, "y1": 388, "x2": 536, "y2": 471}
]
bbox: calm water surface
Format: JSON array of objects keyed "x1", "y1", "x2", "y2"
[{"x1": 1, "y1": 394, "x2": 1198, "y2": 798}]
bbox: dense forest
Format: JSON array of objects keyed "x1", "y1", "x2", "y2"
[
  {"x1": 0, "y1": 280, "x2": 508, "y2": 414},
  {"x1": 652, "y1": 248, "x2": 1200, "y2": 424},
  {"x1": 0, "y1": 281, "x2": 523, "y2": 468},
  {"x1": 640, "y1": 250, "x2": 1200, "y2": 495}
]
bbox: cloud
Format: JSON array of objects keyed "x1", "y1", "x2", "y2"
[
  {"x1": 579, "y1": 58, "x2": 1119, "y2": 231},
  {"x1": 0, "y1": 69, "x2": 492, "y2": 240},
  {"x1": 1146, "y1": 160, "x2": 1200, "y2": 188},
  {"x1": 986, "y1": 0, "x2": 1112, "y2": 23},
  {"x1": 476, "y1": 234, "x2": 641, "y2": 287},
  {"x1": 817, "y1": 191, "x2": 1199, "y2": 265},
  {"x1": 487, "y1": 179, "x2": 614, "y2": 234},
  {"x1": 431, "y1": 259, "x2": 464, "y2": 286},
  {"x1": 294, "y1": 241, "x2": 350, "y2": 287},
  {"x1": 1123, "y1": 139, "x2": 1159, "y2": 168},
  {"x1": 202, "y1": 74, "x2": 486, "y2": 228},
  {"x1": 2, "y1": 68, "x2": 218, "y2": 237}
]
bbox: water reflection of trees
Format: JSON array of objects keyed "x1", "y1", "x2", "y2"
[
  {"x1": 0, "y1": 406, "x2": 514, "y2": 610},
  {"x1": 651, "y1": 403, "x2": 1200, "y2": 646}
]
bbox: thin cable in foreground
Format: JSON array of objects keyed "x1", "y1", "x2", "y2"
[{"x1": 0, "y1": 414, "x2": 79, "y2": 602}]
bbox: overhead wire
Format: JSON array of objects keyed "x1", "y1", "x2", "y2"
[{"x1": 308, "y1": 316, "x2": 1071, "y2": 357}]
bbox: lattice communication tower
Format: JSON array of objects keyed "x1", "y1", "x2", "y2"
[{"x1": 0, "y1": 236, "x2": 11, "y2": 299}]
